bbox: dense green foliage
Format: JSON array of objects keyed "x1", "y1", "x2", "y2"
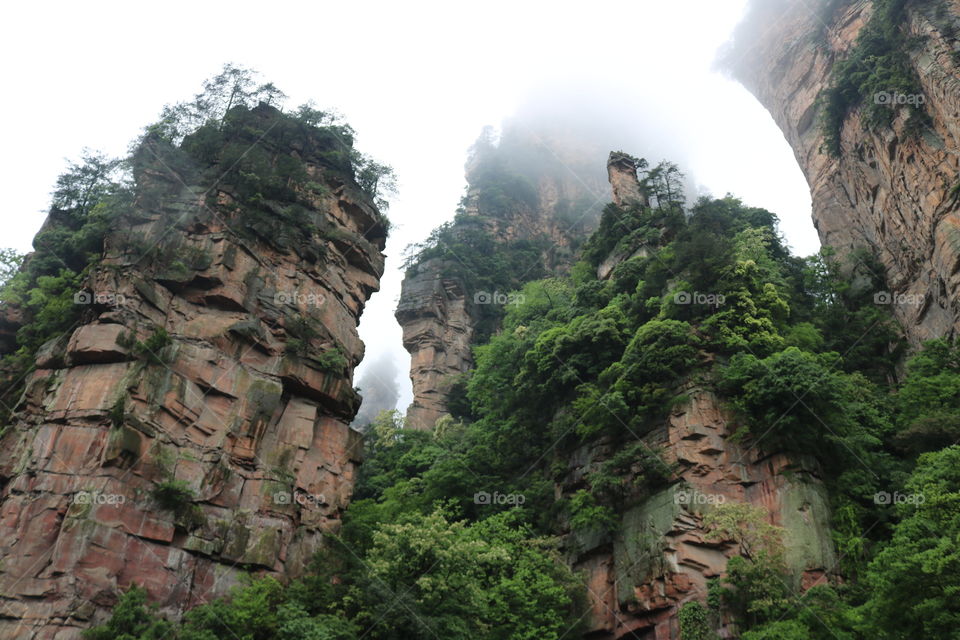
[
  {"x1": 0, "y1": 152, "x2": 129, "y2": 399},
  {"x1": 860, "y1": 445, "x2": 960, "y2": 638},
  {"x1": 404, "y1": 214, "x2": 552, "y2": 340},
  {"x1": 85, "y1": 508, "x2": 582, "y2": 640}
]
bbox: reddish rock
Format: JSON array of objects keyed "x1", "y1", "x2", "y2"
[
  {"x1": 566, "y1": 388, "x2": 837, "y2": 640},
  {"x1": 0, "y1": 106, "x2": 386, "y2": 638},
  {"x1": 66, "y1": 324, "x2": 131, "y2": 365},
  {"x1": 607, "y1": 151, "x2": 648, "y2": 209},
  {"x1": 730, "y1": 0, "x2": 960, "y2": 345}
]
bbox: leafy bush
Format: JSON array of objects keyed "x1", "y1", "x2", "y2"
[
  {"x1": 719, "y1": 347, "x2": 849, "y2": 454},
  {"x1": 82, "y1": 585, "x2": 173, "y2": 640},
  {"x1": 150, "y1": 479, "x2": 195, "y2": 511},
  {"x1": 315, "y1": 348, "x2": 348, "y2": 375},
  {"x1": 678, "y1": 601, "x2": 716, "y2": 640},
  {"x1": 358, "y1": 509, "x2": 583, "y2": 639},
  {"x1": 150, "y1": 479, "x2": 203, "y2": 530},
  {"x1": 567, "y1": 489, "x2": 616, "y2": 534},
  {"x1": 134, "y1": 328, "x2": 173, "y2": 366},
  {"x1": 703, "y1": 504, "x2": 791, "y2": 630},
  {"x1": 860, "y1": 445, "x2": 960, "y2": 637}
]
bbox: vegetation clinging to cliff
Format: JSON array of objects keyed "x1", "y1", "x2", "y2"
[
  {"x1": 88, "y1": 130, "x2": 960, "y2": 638},
  {"x1": 0, "y1": 65, "x2": 393, "y2": 421},
  {"x1": 818, "y1": 0, "x2": 928, "y2": 156}
]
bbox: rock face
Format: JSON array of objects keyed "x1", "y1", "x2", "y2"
[
  {"x1": 396, "y1": 126, "x2": 607, "y2": 429},
  {"x1": 607, "y1": 151, "x2": 648, "y2": 209},
  {"x1": 395, "y1": 259, "x2": 476, "y2": 430},
  {"x1": 563, "y1": 388, "x2": 836, "y2": 640},
  {"x1": 598, "y1": 153, "x2": 653, "y2": 280},
  {"x1": 0, "y1": 105, "x2": 386, "y2": 638},
  {"x1": 729, "y1": 0, "x2": 960, "y2": 345}
]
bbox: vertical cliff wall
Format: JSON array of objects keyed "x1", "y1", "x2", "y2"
[
  {"x1": 729, "y1": 0, "x2": 960, "y2": 344},
  {"x1": 0, "y1": 104, "x2": 386, "y2": 638},
  {"x1": 396, "y1": 125, "x2": 608, "y2": 429},
  {"x1": 395, "y1": 258, "x2": 477, "y2": 429}
]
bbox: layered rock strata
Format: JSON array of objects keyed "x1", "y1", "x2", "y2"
[
  {"x1": 731, "y1": 0, "x2": 960, "y2": 344},
  {"x1": 0, "y1": 105, "x2": 386, "y2": 638}
]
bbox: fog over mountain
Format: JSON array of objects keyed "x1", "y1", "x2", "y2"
[{"x1": 2, "y1": 0, "x2": 813, "y2": 426}]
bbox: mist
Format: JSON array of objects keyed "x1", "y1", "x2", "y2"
[
  {"x1": 351, "y1": 353, "x2": 402, "y2": 430},
  {"x1": 357, "y1": 64, "x2": 816, "y2": 416},
  {"x1": 2, "y1": 0, "x2": 816, "y2": 419}
]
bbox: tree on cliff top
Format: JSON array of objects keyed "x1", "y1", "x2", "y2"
[{"x1": 150, "y1": 64, "x2": 287, "y2": 144}]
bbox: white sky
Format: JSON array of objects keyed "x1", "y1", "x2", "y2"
[{"x1": 1, "y1": 0, "x2": 815, "y2": 412}]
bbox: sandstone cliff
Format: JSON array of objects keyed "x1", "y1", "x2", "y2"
[
  {"x1": 0, "y1": 104, "x2": 386, "y2": 638},
  {"x1": 395, "y1": 259, "x2": 477, "y2": 429},
  {"x1": 729, "y1": 0, "x2": 960, "y2": 345}
]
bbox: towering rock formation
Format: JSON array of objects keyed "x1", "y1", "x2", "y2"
[
  {"x1": 396, "y1": 124, "x2": 608, "y2": 429},
  {"x1": 597, "y1": 152, "x2": 656, "y2": 280},
  {"x1": 0, "y1": 104, "x2": 386, "y2": 638},
  {"x1": 728, "y1": 0, "x2": 960, "y2": 344},
  {"x1": 556, "y1": 173, "x2": 835, "y2": 639},
  {"x1": 607, "y1": 151, "x2": 649, "y2": 209},
  {"x1": 395, "y1": 261, "x2": 476, "y2": 429}
]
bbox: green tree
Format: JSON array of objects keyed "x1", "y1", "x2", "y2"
[
  {"x1": 82, "y1": 585, "x2": 173, "y2": 640},
  {"x1": 703, "y1": 504, "x2": 792, "y2": 630},
  {"x1": 860, "y1": 445, "x2": 960, "y2": 638},
  {"x1": 358, "y1": 509, "x2": 581, "y2": 640},
  {"x1": 0, "y1": 248, "x2": 22, "y2": 288}
]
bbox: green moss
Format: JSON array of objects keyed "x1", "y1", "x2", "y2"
[
  {"x1": 108, "y1": 395, "x2": 126, "y2": 428},
  {"x1": 151, "y1": 442, "x2": 177, "y2": 476},
  {"x1": 241, "y1": 527, "x2": 282, "y2": 567},
  {"x1": 223, "y1": 517, "x2": 253, "y2": 560},
  {"x1": 150, "y1": 479, "x2": 205, "y2": 530},
  {"x1": 105, "y1": 425, "x2": 141, "y2": 464}
]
